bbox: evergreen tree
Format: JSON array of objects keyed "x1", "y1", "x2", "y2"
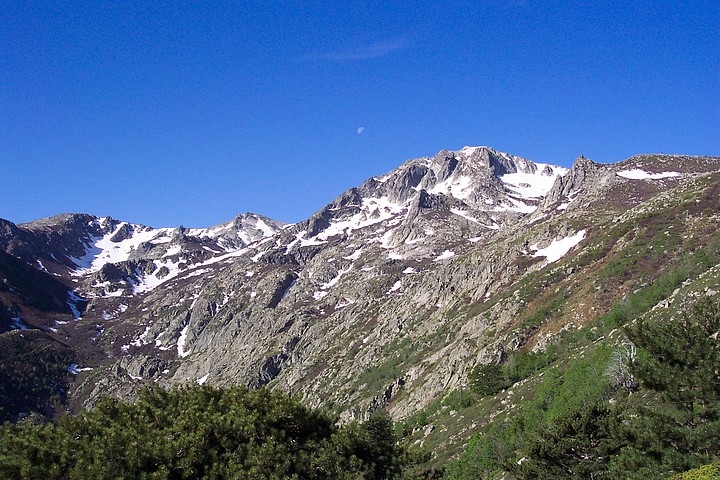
[
  {"x1": 469, "y1": 362, "x2": 512, "y2": 398},
  {"x1": 362, "y1": 410, "x2": 403, "y2": 480},
  {"x1": 0, "y1": 385, "x2": 415, "y2": 479},
  {"x1": 613, "y1": 295, "x2": 720, "y2": 477},
  {"x1": 511, "y1": 401, "x2": 620, "y2": 479}
]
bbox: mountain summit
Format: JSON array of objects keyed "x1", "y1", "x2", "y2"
[{"x1": 1, "y1": 147, "x2": 719, "y2": 458}]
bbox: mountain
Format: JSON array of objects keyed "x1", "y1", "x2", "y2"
[{"x1": 1, "y1": 146, "x2": 719, "y2": 467}]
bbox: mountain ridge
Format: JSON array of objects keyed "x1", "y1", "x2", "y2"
[{"x1": 1, "y1": 146, "x2": 719, "y2": 466}]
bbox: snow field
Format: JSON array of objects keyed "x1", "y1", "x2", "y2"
[{"x1": 532, "y1": 230, "x2": 587, "y2": 264}]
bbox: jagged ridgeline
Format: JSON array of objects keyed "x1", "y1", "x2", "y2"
[{"x1": 1, "y1": 146, "x2": 719, "y2": 477}]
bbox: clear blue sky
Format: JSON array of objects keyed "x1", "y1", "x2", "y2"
[{"x1": 2, "y1": 1, "x2": 718, "y2": 227}]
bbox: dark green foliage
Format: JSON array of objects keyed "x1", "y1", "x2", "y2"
[
  {"x1": 504, "y1": 345, "x2": 558, "y2": 382},
  {"x1": 612, "y1": 296, "x2": 720, "y2": 477},
  {"x1": 469, "y1": 346, "x2": 558, "y2": 399},
  {"x1": 440, "y1": 388, "x2": 480, "y2": 411},
  {"x1": 359, "y1": 410, "x2": 404, "y2": 480},
  {"x1": 446, "y1": 348, "x2": 614, "y2": 479},
  {"x1": 469, "y1": 363, "x2": 511, "y2": 397},
  {"x1": 0, "y1": 331, "x2": 74, "y2": 422},
  {"x1": 509, "y1": 295, "x2": 720, "y2": 479},
  {"x1": 511, "y1": 402, "x2": 620, "y2": 479},
  {"x1": 456, "y1": 295, "x2": 720, "y2": 479},
  {"x1": 0, "y1": 385, "x2": 413, "y2": 479}
]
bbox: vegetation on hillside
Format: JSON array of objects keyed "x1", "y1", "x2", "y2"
[
  {"x1": 3, "y1": 296, "x2": 714, "y2": 479},
  {"x1": 1, "y1": 170, "x2": 718, "y2": 480},
  {"x1": 444, "y1": 295, "x2": 720, "y2": 479},
  {"x1": 0, "y1": 331, "x2": 74, "y2": 423},
  {"x1": 0, "y1": 385, "x2": 426, "y2": 479}
]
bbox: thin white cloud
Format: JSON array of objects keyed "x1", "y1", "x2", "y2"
[{"x1": 301, "y1": 39, "x2": 409, "y2": 62}]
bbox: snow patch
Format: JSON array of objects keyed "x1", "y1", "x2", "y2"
[
  {"x1": 491, "y1": 197, "x2": 536, "y2": 214},
  {"x1": 450, "y1": 209, "x2": 481, "y2": 224},
  {"x1": 507, "y1": 198, "x2": 537, "y2": 213},
  {"x1": 9, "y1": 316, "x2": 28, "y2": 330},
  {"x1": 130, "y1": 325, "x2": 152, "y2": 348},
  {"x1": 343, "y1": 248, "x2": 363, "y2": 261},
  {"x1": 336, "y1": 298, "x2": 355, "y2": 309},
  {"x1": 320, "y1": 265, "x2": 353, "y2": 290},
  {"x1": 163, "y1": 244, "x2": 182, "y2": 257},
  {"x1": 255, "y1": 218, "x2": 279, "y2": 237},
  {"x1": 532, "y1": 230, "x2": 587, "y2": 264},
  {"x1": 67, "y1": 364, "x2": 93, "y2": 375},
  {"x1": 434, "y1": 250, "x2": 456, "y2": 261},
  {"x1": 379, "y1": 229, "x2": 396, "y2": 249},
  {"x1": 67, "y1": 291, "x2": 84, "y2": 319},
  {"x1": 72, "y1": 223, "x2": 174, "y2": 274},
  {"x1": 617, "y1": 169, "x2": 681, "y2": 180},
  {"x1": 387, "y1": 280, "x2": 402, "y2": 293},
  {"x1": 428, "y1": 175, "x2": 474, "y2": 200},
  {"x1": 316, "y1": 196, "x2": 405, "y2": 241},
  {"x1": 500, "y1": 164, "x2": 567, "y2": 199},
  {"x1": 183, "y1": 268, "x2": 213, "y2": 279},
  {"x1": 133, "y1": 258, "x2": 183, "y2": 294},
  {"x1": 177, "y1": 324, "x2": 191, "y2": 358}
]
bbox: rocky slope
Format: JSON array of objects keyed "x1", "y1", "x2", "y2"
[{"x1": 1, "y1": 146, "x2": 719, "y2": 452}]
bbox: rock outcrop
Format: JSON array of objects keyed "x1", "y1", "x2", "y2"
[{"x1": 1, "y1": 146, "x2": 719, "y2": 427}]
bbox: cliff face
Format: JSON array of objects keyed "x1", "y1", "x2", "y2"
[{"x1": 2, "y1": 147, "x2": 719, "y2": 434}]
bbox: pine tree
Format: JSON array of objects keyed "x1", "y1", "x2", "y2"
[
  {"x1": 613, "y1": 295, "x2": 720, "y2": 476},
  {"x1": 362, "y1": 409, "x2": 402, "y2": 480},
  {"x1": 0, "y1": 385, "x2": 416, "y2": 479},
  {"x1": 512, "y1": 401, "x2": 620, "y2": 479}
]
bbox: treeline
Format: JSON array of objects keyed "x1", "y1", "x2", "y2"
[
  {"x1": 446, "y1": 295, "x2": 720, "y2": 479},
  {"x1": 0, "y1": 385, "x2": 428, "y2": 479}
]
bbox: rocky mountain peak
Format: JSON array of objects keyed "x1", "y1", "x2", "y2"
[
  {"x1": 0, "y1": 219, "x2": 20, "y2": 243},
  {"x1": 361, "y1": 146, "x2": 563, "y2": 208},
  {"x1": 3, "y1": 145, "x2": 719, "y2": 444},
  {"x1": 540, "y1": 155, "x2": 604, "y2": 209}
]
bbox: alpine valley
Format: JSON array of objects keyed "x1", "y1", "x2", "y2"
[{"x1": 2, "y1": 146, "x2": 720, "y2": 475}]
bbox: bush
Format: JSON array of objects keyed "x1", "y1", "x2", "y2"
[
  {"x1": 673, "y1": 463, "x2": 720, "y2": 480},
  {"x1": 469, "y1": 363, "x2": 511, "y2": 397},
  {"x1": 0, "y1": 385, "x2": 414, "y2": 479}
]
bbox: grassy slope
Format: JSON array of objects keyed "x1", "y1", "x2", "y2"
[{"x1": 397, "y1": 172, "x2": 720, "y2": 473}]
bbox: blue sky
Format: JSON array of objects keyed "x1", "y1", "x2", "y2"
[{"x1": 2, "y1": 1, "x2": 718, "y2": 227}]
